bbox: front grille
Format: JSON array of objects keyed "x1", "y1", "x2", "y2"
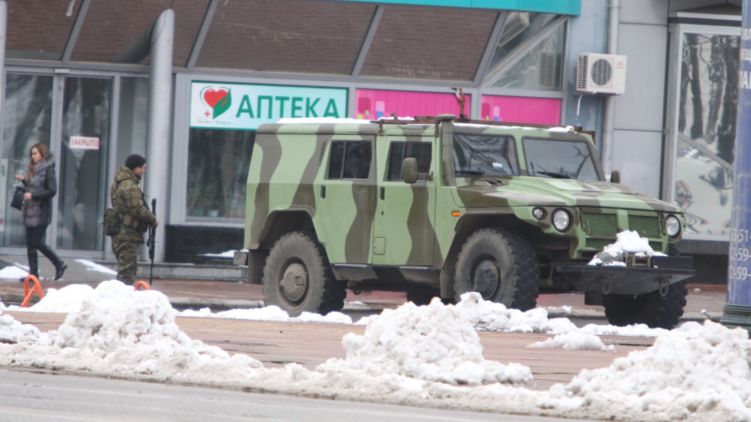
[
  {"x1": 629, "y1": 215, "x2": 661, "y2": 238},
  {"x1": 581, "y1": 213, "x2": 617, "y2": 237}
]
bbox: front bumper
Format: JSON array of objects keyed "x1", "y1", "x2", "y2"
[{"x1": 554, "y1": 255, "x2": 695, "y2": 295}]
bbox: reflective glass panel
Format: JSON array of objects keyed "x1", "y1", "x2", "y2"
[
  {"x1": 453, "y1": 135, "x2": 519, "y2": 177},
  {"x1": 489, "y1": 20, "x2": 565, "y2": 91},
  {"x1": 673, "y1": 32, "x2": 738, "y2": 239},
  {"x1": 57, "y1": 78, "x2": 111, "y2": 251},
  {"x1": 187, "y1": 129, "x2": 254, "y2": 220},
  {"x1": 0, "y1": 74, "x2": 53, "y2": 247},
  {"x1": 361, "y1": 5, "x2": 494, "y2": 80},
  {"x1": 116, "y1": 78, "x2": 149, "y2": 166},
  {"x1": 198, "y1": 0, "x2": 373, "y2": 74},
  {"x1": 6, "y1": 0, "x2": 81, "y2": 59}
]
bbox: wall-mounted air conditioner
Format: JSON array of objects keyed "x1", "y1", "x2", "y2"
[{"x1": 576, "y1": 53, "x2": 627, "y2": 95}]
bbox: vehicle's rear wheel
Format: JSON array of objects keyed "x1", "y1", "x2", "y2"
[
  {"x1": 263, "y1": 231, "x2": 346, "y2": 316},
  {"x1": 602, "y1": 245, "x2": 687, "y2": 329},
  {"x1": 453, "y1": 228, "x2": 538, "y2": 310}
]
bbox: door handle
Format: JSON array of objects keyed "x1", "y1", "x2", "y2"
[
  {"x1": 380, "y1": 187, "x2": 385, "y2": 200},
  {"x1": 321, "y1": 185, "x2": 326, "y2": 198}
]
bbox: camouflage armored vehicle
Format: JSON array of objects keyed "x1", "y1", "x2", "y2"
[{"x1": 234, "y1": 115, "x2": 694, "y2": 328}]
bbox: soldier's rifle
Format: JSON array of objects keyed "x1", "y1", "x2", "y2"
[{"x1": 147, "y1": 198, "x2": 157, "y2": 285}]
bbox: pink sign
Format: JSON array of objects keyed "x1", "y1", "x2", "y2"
[
  {"x1": 355, "y1": 89, "x2": 471, "y2": 119},
  {"x1": 480, "y1": 95, "x2": 561, "y2": 125}
]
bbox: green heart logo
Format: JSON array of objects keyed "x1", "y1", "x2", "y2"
[{"x1": 201, "y1": 87, "x2": 232, "y2": 118}]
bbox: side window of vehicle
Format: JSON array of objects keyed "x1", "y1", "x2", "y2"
[
  {"x1": 386, "y1": 142, "x2": 432, "y2": 181},
  {"x1": 327, "y1": 141, "x2": 372, "y2": 179}
]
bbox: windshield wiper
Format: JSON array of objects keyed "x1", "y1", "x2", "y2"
[
  {"x1": 456, "y1": 169, "x2": 485, "y2": 176},
  {"x1": 537, "y1": 170, "x2": 571, "y2": 179}
]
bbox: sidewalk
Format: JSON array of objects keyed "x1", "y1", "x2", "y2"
[{"x1": 0, "y1": 254, "x2": 727, "y2": 321}]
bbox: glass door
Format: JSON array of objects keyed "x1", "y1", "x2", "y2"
[
  {"x1": 0, "y1": 74, "x2": 54, "y2": 248},
  {"x1": 56, "y1": 77, "x2": 112, "y2": 251}
]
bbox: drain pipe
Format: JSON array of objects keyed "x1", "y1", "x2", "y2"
[
  {"x1": 146, "y1": 9, "x2": 174, "y2": 262},
  {"x1": 602, "y1": 0, "x2": 620, "y2": 177}
]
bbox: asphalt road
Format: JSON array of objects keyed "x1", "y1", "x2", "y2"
[{"x1": 0, "y1": 369, "x2": 582, "y2": 422}]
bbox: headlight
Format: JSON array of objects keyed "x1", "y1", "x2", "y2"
[
  {"x1": 532, "y1": 207, "x2": 545, "y2": 220},
  {"x1": 665, "y1": 215, "x2": 681, "y2": 237},
  {"x1": 552, "y1": 209, "x2": 571, "y2": 232}
]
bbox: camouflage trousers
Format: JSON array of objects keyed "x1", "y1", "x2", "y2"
[{"x1": 112, "y1": 237, "x2": 140, "y2": 285}]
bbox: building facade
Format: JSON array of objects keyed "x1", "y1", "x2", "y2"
[{"x1": 0, "y1": 0, "x2": 740, "y2": 281}]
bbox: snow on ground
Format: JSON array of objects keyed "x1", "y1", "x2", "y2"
[
  {"x1": 75, "y1": 259, "x2": 117, "y2": 275},
  {"x1": 181, "y1": 306, "x2": 353, "y2": 324},
  {"x1": 588, "y1": 230, "x2": 666, "y2": 266},
  {"x1": 318, "y1": 300, "x2": 532, "y2": 385},
  {"x1": 529, "y1": 332, "x2": 613, "y2": 351},
  {"x1": 0, "y1": 264, "x2": 28, "y2": 281},
  {"x1": 199, "y1": 250, "x2": 236, "y2": 258},
  {"x1": 0, "y1": 280, "x2": 749, "y2": 420}
]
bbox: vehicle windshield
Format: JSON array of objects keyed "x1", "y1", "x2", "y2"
[
  {"x1": 523, "y1": 137, "x2": 600, "y2": 181},
  {"x1": 453, "y1": 134, "x2": 519, "y2": 177}
]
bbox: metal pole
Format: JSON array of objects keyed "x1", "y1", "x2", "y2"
[
  {"x1": 0, "y1": 1, "x2": 6, "y2": 131},
  {"x1": 601, "y1": 0, "x2": 619, "y2": 176},
  {"x1": 146, "y1": 9, "x2": 174, "y2": 263},
  {"x1": 721, "y1": 0, "x2": 751, "y2": 332}
]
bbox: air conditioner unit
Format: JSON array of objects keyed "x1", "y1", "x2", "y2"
[{"x1": 576, "y1": 53, "x2": 627, "y2": 95}]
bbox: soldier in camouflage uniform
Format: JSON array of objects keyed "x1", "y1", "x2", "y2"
[{"x1": 110, "y1": 154, "x2": 157, "y2": 284}]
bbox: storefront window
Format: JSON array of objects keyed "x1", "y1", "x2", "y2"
[
  {"x1": 489, "y1": 18, "x2": 565, "y2": 91},
  {"x1": 672, "y1": 32, "x2": 738, "y2": 238},
  {"x1": 57, "y1": 78, "x2": 111, "y2": 251},
  {"x1": 116, "y1": 78, "x2": 149, "y2": 166},
  {"x1": 186, "y1": 129, "x2": 254, "y2": 220},
  {"x1": 1, "y1": 74, "x2": 53, "y2": 247}
]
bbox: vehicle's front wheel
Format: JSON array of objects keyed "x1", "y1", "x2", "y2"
[
  {"x1": 453, "y1": 228, "x2": 538, "y2": 310},
  {"x1": 602, "y1": 245, "x2": 687, "y2": 329},
  {"x1": 602, "y1": 282, "x2": 687, "y2": 329},
  {"x1": 263, "y1": 231, "x2": 346, "y2": 316}
]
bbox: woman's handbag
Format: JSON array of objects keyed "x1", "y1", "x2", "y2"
[{"x1": 10, "y1": 186, "x2": 24, "y2": 210}]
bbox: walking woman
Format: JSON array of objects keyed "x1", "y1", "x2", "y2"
[{"x1": 15, "y1": 143, "x2": 67, "y2": 280}]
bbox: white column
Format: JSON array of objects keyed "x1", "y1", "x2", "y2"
[{"x1": 146, "y1": 9, "x2": 174, "y2": 262}]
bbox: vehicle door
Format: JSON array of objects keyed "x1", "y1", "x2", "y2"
[
  {"x1": 314, "y1": 136, "x2": 377, "y2": 264},
  {"x1": 371, "y1": 135, "x2": 437, "y2": 266}
]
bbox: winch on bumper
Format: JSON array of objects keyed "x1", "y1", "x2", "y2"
[{"x1": 554, "y1": 253, "x2": 695, "y2": 296}]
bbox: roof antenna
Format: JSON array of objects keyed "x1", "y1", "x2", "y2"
[
  {"x1": 65, "y1": 0, "x2": 77, "y2": 17},
  {"x1": 452, "y1": 87, "x2": 468, "y2": 121}
]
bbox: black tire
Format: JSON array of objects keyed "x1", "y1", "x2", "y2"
[
  {"x1": 602, "y1": 245, "x2": 687, "y2": 329},
  {"x1": 406, "y1": 285, "x2": 438, "y2": 305},
  {"x1": 263, "y1": 231, "x2": 346, "y2": 316},
  {"x1": 453, "y1": 228, "x2": 538, "y2": 310}
]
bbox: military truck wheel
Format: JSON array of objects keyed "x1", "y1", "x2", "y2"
[
  {"x1": 453, "y1": 228, "x2": 538, "y2": 310},
  {"x1": 602, "y1": 282, "x2": 687, "y2": 329},
  {"x1": 263, "y1": 231, "x2": 346, "y2": 316},
  {"x1": 602, "y1": 245, "x2": 687, "y2": 329}
]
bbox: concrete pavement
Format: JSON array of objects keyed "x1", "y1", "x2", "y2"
[{"x1": 0, "y1": 254, "x2": 728, "y2": 322}]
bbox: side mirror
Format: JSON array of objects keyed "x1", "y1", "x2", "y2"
[
  {"x1": 610, "y1": 170, "x2": 621, "y2": 184},
  {"x1": 402, "y1": 157, "x2": 418, "y2": 184}
]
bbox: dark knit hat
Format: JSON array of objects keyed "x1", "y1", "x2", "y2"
[{"x1": 125, "y1": 154, "x2": 147, "y2": 170}]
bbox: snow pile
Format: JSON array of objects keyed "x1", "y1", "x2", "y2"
[
  {"x1": 0, "y1": 264, "x2": 28, "y2": 280},
  {"x1": 0, "y1": 280, "x2": 262, "y2": 381},
  {"x1": 75, "y1": 259, "x2": 117, "y2": 275},
  {"x1": 588, "y1": 230, "x2": 665, "y2": 266},
  {"x1": 319, "y1": 298, "x2": 532, "y2": 385},
  {"x1": 181, "y1": 306, "x2": 353, "y2": 324},
  {"x1": 554, "y1": 321, "x2": 751, "y2": 421},
  {"x1": 16, "y1": 284, "x2": 96, "y2": 313},
  {"x1": 529, "y1": 332, "x2": 613, "y2": 351},
  {"x1": 0, "y1": 313, "x2": 41, "y2": 344}
]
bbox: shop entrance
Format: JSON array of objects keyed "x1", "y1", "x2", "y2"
[{"x1": 1, "y1": 73, "x2": 148, "y2": 258}]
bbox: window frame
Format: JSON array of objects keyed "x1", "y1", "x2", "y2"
[{"x1": 326, "y1": 140, "x2": 373, "y2": 180}]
